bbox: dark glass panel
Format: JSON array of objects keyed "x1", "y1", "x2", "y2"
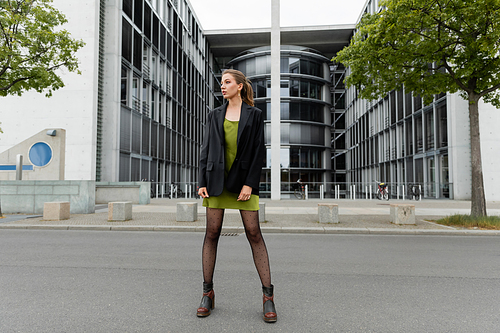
[
  {"x1": 290, "y1": 80, "x2": 299, "y2": 97},
  {"x1": 119, "y1": 153, "x2": 130, "y2": 181},
  {"x1": 132, "y1": 112, "x2": 141, "y2": 154},
  {"x1": 143, "y1": 1, "x2": 151, "y2": 40},
  {"x1": 160, "y1": 24, "x2": 166, "y2": 56},
  {"x1": 167, "y1": 33, "x2": 172, "y2": 63},
  {"x1": 300, "y1": 81, "x2": 308, "y2": 98},
  {"x1": 123, "y1": 0, "x2": 132, "y2": 19},
  {"x1": 414, "y1": 95, "x2": 422, "y2": 111},
  {"x1": 300, "y1": 59, "x2": 309, "y2": 75},
  {"x1": 142, "y1": 117, "x2": 150, "y2": 154},
  {"x1": 133, "y1": 0, "x2": 142, "y2": 28},
  {"x1": 390, "y1": 91, "x2": 396, "y2": 125},
  {"x1": 141, "y1": 159, "x2": 149, "y2": 180},
  {"x1": 415, "y1": 114, "x2": 423, "y2": 153},
  {"x1": 133, "y1": 29, "x2": 142, "y2": 69},
  {"x1": 397, "y1": 89, "x2": 404, "y2": 120},
  {"x1": 120, "y1": 107, "x2": 131, "y2": 151},
  {"x1": 151, "y1": 122, "x2": 158, "y2": 157},
  {"x1": 437, "y1": 102, "x2": 447, "y2": 147},
  {"x1": 405, "y1": 92, "x2": 412, "y2": 116},
  {"x1": 425, "y1": 109, "x2": 434, "y2": 150},
  {"x1": 122, "y1": 18, "x2": 132, "y2": 62},
  {"x1": 121, "y1": 66, "x2": 128, "y2": 105},
  {"x1": 153, "y1": 14, "x2": 159, "y2": 48}
]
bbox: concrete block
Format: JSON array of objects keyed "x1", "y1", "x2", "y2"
[
  {"x1": 259, "y1": 202, "x2": 266, "y2": 222},
  {"x1": 318, "y1": 203, "x2": 339, "y2": 223},
  {"x1": 108, "y1": 201, "x2": 133, "y2": 221},
  {"x1": 43, "y1": 201, "x2": 70, "y2": 221},
  {"x1": 390, "y1": 204, "x2": 416, "y2": 225},
  {"x1": 176, "y1": 202, "x2": 198, "y2": 222},
  {"x1": 35, "y1": 195, "x2": 70, "y2": 214}
]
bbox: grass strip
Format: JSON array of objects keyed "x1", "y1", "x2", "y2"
[{"x1": 436, "y1": 214, "x2": 500, "y2": 230}]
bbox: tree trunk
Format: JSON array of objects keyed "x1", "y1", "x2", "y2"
[{"x1": 468, "y1": 94, "x2": 487, "y2": 217}]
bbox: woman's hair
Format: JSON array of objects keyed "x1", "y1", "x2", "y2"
[{"x1": 222, "y1": 69, "x2": 254, "y2": 106}]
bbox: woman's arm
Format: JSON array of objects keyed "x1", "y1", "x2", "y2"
[
  {"x1": 244, "y1": 109, "x2": 265, "y2": 190},
  {"x1": 198, "y1": 111, "x2": 213, "y2": 189}
]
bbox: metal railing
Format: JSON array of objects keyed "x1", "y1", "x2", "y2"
[{"x1": 148, "y1": 181, "x2": 453, "y2": 200}]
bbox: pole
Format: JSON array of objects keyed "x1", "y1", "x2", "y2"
[
  {"x1": 16, "y1": 154, "x2": 23, "y2": 180},
  {"x1": 270, "y1": 0, "x2": 281, "y2": 200}
]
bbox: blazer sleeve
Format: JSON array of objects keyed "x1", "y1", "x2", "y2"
[
  {"x1": 198, "y1": 111, "x2": 212, "y2": 188},
  {"x1": 245, "y1": 109, "x2": 265, "y2": 190}
]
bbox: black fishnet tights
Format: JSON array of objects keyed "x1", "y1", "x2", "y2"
[{"x1": 201, "y1": 208, "x2": 272, "y2": 288}]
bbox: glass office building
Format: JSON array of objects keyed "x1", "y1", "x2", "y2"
[
  {"x1": 117, "y1": 0, "x2": 218, "y2": 187},
  {"x1": 227, "y1": 46, "x2": 333, "y2": 196}
]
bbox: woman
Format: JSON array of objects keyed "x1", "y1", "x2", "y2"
[{"x1": 197, "y1": 69, "x2": 277, "y2": 323}]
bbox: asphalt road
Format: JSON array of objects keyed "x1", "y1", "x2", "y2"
[{"x1": 1, "y1": 230, "x2": 499, "y2": 332}]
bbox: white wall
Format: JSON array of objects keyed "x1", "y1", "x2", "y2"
[
  {"x1": 448, "y1": 93, "x2": 500, "y2": 201},
  {"x1": 0, "y1": 1, "x2": 100, "y2": 180}
]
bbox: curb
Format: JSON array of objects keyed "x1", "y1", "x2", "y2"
[{"x1": 1, "y1": 223, "x2": 500, "y2": 236}]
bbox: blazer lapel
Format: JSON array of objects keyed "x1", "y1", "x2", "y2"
[
  {"x1": 215, "y1": 103, "x2": 228, "y2": 142},
  {"x1": 237, "y1": 102, "x2": 251, "y2": 146}
]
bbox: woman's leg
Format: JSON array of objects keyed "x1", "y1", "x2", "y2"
[
  {"x1": 239, "y1": 210, "x2": 271, "y2": 287},
  {"x1": 201, "y1": 207, "x2": 224, "y2": 284}
]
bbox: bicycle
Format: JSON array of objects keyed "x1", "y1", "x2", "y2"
[
  {"x1": 294, "y1": 183, "x2": 305, "y2": 200},
  {"x1": 407, "y1": 183, "x2": 421, "y2": 200},
  {"x1": 375, "y1": 181, "x2": 389, "y2": 200},
  {"x1": 170, "y1": 183, "x2": 184, "y2": 199}
]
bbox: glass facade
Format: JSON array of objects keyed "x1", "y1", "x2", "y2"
[
  {"x1": 343, "y1": 85, "x2": 450, "y2": 198},
  {"x1": 119, "y1": 0, "x2": 217, "y2": 187},
  {"x1": 339, "y1": 2, "x2": 452, "y2": 199},
  {"x1": 227, "y1": 46, "x2": 332, "y2": 197}
]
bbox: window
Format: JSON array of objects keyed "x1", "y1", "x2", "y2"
[
  {"x1": 280, "y1": 80, "x2": 289, "y2": 97},
  {"x1": 133, "y1": 0, "x2": 142, "y2": 28},
  {"x1": 425, "y1": 109, "x2": 434, "y2": 150},
  {"x1": 121, "y1": 66, "x2": 128, "y2": 105},
  {"x1": 122, "y1": 19, "x2": 132, "y2": 62},
  {"x1": 123, "y1": 0, "x2": 133, "y2": 19},
  {"x1": 133, "y1": 29, "x2": 142, "y2": 69},
  {"x1": 144, "y1": 2, "x2": 152, "y2": 40}
]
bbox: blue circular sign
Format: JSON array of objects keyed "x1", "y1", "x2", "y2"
[{"x1": 29, "y1": 142, "x2": 53, "y2": 167}]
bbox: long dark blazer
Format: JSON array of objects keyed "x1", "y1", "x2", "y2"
[{"x1": 198, "y1": 102, "x2": 265, "y2": 197}]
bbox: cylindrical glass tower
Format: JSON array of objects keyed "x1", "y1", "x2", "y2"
[{"x1": 228, "y1": 46, "x2": 332, "y2": 198}]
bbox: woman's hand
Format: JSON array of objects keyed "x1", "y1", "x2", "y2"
[
  {"x1": 237, "y1": 185, "x2": 252, "y2": 201},
  {"x1": 198, "y1": 187, "x2": 209, "y2": 198}
]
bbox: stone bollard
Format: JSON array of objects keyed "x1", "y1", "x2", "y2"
[
  {"x1": 318, "y1": 203, "x2": 339, "y2": 223},
  {"x1": 390, "y1": 204, "x2": 415, "y2": 225},
  {"x1": 259, "y1": 202, "x2": 266, "y2": 222},
  {"x1": 108, "y1": 201, "x2": 133, "y2": 221},
  {"x1": 43, "y1": 202, "x2": 70, "y2": 221},
  {"x1": 176, "y1": 202, "x2": 198, "y2": 222}
]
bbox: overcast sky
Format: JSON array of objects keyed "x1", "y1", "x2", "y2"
[{"x1": 188, "y1": 0, "x2": 368, "y2": 30}]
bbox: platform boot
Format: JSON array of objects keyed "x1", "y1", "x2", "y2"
[
  {"x1": 197, "y1": 282, "x2": 215, "y2": 317},
  {"x1": 262, "y1": 284, "x2": 277, "y2": 323}
]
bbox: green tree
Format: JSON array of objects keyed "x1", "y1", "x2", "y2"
[
  {"x1": 0, "y1": 0, "x2": 85, "y2": 97},
  {"x1": 334, "y1": 0, "x2": 500, "y2": 217}
]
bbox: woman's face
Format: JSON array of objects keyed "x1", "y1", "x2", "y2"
[{"x1": 221, "y1": 73, "x2": 242, "y2": 100}]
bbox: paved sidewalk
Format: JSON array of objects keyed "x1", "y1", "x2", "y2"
[{"x1": 1, "y1": 198, "x2": 499, "y2": 235}]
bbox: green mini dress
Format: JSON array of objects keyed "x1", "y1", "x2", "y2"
[{"x1": 202, "y1": 119, "x2": 259, "y2": 211}]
